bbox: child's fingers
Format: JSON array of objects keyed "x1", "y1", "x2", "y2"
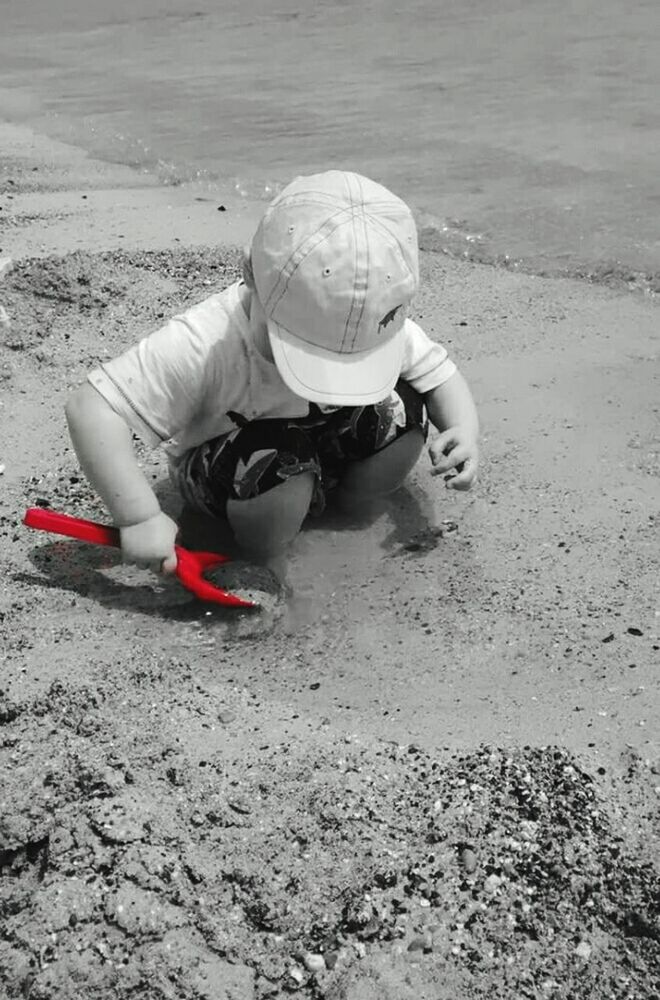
[
  {"x1": 430, "y1": 429, "x2": 459, "y2": 460},
  {"x1": 445, "y1": 458, "x2": 477, "y2": 491},
  {"x1": 430, "y1": 442, "x2": 470, "y2": 475}
]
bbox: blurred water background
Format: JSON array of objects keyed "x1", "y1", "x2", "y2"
[{"x1": 1, "y1": 0, "x2": 659, "y2": 280}]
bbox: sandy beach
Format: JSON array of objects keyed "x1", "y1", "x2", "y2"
[{"x1": 1, "y1": 121, "x2": 658, "y2": 999}]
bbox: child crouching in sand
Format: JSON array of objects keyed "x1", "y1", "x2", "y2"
[{"x1": 65, "y1": 170, "x2": 479, "y2": 579}]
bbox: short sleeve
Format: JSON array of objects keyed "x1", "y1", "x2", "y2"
[
  {"x1": 88, "y1": 310, "x2": 220, "y2": 447},
  {"x1": 400, "y1": 319, "x2": 456, "y2": 394}
]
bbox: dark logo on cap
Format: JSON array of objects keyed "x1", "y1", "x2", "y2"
[{"x1": 378, "y1": 305, "x2": 402, "y2": 333}]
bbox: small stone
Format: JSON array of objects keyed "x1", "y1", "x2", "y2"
[
  {"x1": 0, "y1": 305, "x2": 10, "y2": 328},
  {"x1": 218, "y1": 710, "x2": 236, "y2": 724},
  {"x1": 0, "y1": 464, "x2": 5, "y2": 475},
  {"x1": 288, "y1": 966, "x2": 305, "y2": 987},
  {"x1": 459, "y1": 847, "x2": 478, "y2": 873},
  {"x1": 324, "y1": 950, "x2": 340, "y2": 970},
  {"x1": 519, "y1": 819, "x2": 538, "y2": 841},
  {"x1": 0, "y1": 257, "x2": 13, "y2": 279},
  {"x1": 407, "y1": 935, "x2": 429, "y2": 952},
  {"x1": 190, "y1": 811, "x2": 205, "y2": 827},
  {"x1": 574, "y1": 940, "x2": 592, "y2": 960},
  {"x1": 227, "y1": 794, "x2": 252, "y2": 815},
  {"x1": 484, "y1": 874, "x2": 502, "y2": 894},
  {"x1": 303, "y1": 953, "x2": 326, "y2": 973}
]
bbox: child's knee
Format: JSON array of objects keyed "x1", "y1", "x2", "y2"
[{"x1": 226, "y1": 471, "x2": 315, "y2": 556}]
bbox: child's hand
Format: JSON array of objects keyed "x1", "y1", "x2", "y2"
[
  {"x1": 119, "y1": 512, "x2": 179, "y2": 574},
  {"x1": 428, "y1": 427, "x2": 479, "y2": 491}
]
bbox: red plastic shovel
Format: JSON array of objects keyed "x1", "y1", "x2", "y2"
[{"x1": 23, "y1": 507, "x2": 256, "y2": 609}]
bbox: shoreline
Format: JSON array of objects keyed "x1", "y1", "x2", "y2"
[
  {"x1": 2, "y1": 118, "x2": 659, "y2": 303},
  {"x1": 0, "y1": 119, "x2": 264, "y2": 259}
]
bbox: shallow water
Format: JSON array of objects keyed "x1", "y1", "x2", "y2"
[{"x1": 1, "y1": 0, "x2": 659, "y2": 276}]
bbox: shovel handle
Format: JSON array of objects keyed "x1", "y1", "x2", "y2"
[{"x1": 23, "y1": 508, "x2": 120, "y2": 547}]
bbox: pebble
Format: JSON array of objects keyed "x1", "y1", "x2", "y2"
[
  {"x1": 407, "y1": 933, "x2": 432, "y2": 953},
  {"x1": 218, "y1": 709, "x2": 237, "y2": 724},
  {"x1": 287, "y1": 966, "x2": 305, "y2": 987},
  {"x1": 227, "y1": 794, "x2": 252, "y2": 815},
  {"x1": 0, "y1": 257, "x2": 12, "y2": 279},
  {"x1": 519, "y1": 819, "x2": 538, "y2": 841},
  {"x1": 484, "y1": 874, "x2": 502, "y2": 893},
  {"x1": 459, "y1": 847, "x2": 478, "y2": 873},
  {"x1": 574, "y1": 940, "x2": 592, "y2": 960},
  {"x1": 0, "y1": 305, "x2": 10, "y2": 328},
  {"x1": 303, "y1": 952, "x2": 326, "y2": 973},
  {"x1": 0, "y1": 464, "x2": 5, "y2": 475}
]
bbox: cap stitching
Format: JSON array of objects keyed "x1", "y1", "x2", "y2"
[
  {"x1": 347, "y1": 174, "x2": 370, "y2": 353},
  {"x1": 340, "y1": 173, "x2": 360, "y2": 353}
]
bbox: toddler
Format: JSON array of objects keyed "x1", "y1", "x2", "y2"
[{"x1": 65, "y1": 170, "x2": 479, "y2": 576}]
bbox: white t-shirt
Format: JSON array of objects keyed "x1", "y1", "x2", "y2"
[{"x1": 88, "y1": 281, "x2": 456, "y2": 468}]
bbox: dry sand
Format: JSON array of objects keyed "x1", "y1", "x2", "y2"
[{"x1": 1, "y1": 122, "x2": 658, "y2": 999}]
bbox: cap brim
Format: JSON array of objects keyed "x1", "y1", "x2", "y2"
[{"x1": 267, "y1": 320, "x2": 405, "y2": 406}]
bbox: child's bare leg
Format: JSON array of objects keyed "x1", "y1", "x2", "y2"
[
  {"x1": 226, "y1": 471, "x2": 314, "y2": 562},
  {"x1": 336, "y1": 428, "x2": 424, "y2": 509}
]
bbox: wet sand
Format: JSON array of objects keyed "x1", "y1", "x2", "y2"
[{"x1": 1, "y1": 121, "x2": 658, "y2": 999}]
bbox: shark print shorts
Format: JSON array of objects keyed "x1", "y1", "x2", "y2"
[{"x1": 175, "y1": 379, "x2": 427, "y2": 518}]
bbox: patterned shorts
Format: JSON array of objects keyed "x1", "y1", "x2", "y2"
[{"x1": 175, "y1": 379, "x2": 427, "y2": 518}]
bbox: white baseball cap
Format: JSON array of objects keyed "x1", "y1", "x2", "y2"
[{"x1": 250, "y1": 170, "x2": 419, "y2": 405}]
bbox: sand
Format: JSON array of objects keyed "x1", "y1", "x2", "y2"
[{"x1": 1, "y1": 121, "x2": 658, "y2": 999}]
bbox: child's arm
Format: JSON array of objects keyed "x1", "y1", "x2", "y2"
[
  {"x1": 65, "y1": 384, "x2": 178, "y2": 572},
  {"x1": 424, "y1": 370, "x2": 479, "y2": 491}
]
